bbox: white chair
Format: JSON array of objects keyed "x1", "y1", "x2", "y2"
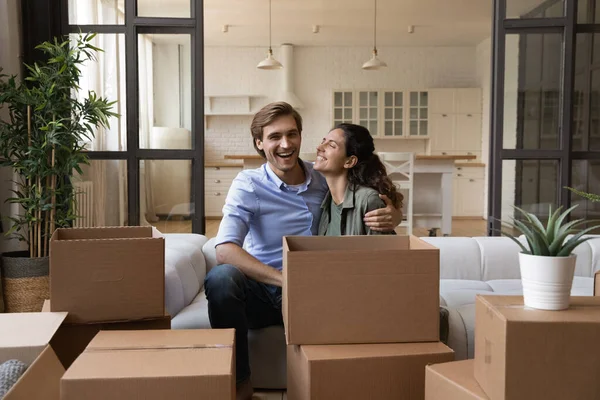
[{"x1": 377, "y1": 152, "x2": 414, "y2": 235}]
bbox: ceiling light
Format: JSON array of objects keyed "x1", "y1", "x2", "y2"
[
  {"x1": 257, "y1": 0, "x2": 283, "y2": 70},
  {"x1": 362, "y1": 0, "x2": 387, "y2": 71}
]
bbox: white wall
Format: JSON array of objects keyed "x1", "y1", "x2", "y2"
[
  {"x1": 203, "y1": 45, "x2": 479, "y2": 162},
  {"x1": 0, "y1": 0, "x2": 26, "y2": 253}
]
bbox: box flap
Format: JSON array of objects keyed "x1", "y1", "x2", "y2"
[
  {"x1": 0, "y1": 312, "x2": 67, "y2": 364},
  {"x1": 284, "y1": 235, "x2": 410, "y2": 252},
  {"x1": 477, "y1": 295, "x2": 600, "y2": 323},
  {"x1": 52, "y1": 226, "x2": 155, "y2": 241},
  {"x1": 86, "y1": 329, "x2": 234, "y2": 350},
  {"x1": 426, "y1": 360, "x2": 488, "y2": 399}
]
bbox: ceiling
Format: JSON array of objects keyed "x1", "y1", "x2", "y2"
[{"x1": 139, "y1": 0, "x2": 547, "y2": 47}]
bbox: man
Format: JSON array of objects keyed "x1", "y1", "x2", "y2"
[{"x1": 204, "y1": 102, "x2": 401, "y2": 400}]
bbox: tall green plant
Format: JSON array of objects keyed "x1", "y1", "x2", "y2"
[
  {"x1": 0, "y1": 33, "x2": 117, "y2": 258},
  {"x1": 501, "y1": 205, "x2": 600, "y2": 257}
]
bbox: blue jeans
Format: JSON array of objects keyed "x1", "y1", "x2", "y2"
[{"x1": 204, "y1": 264, "x2": 283, "y2": 384}]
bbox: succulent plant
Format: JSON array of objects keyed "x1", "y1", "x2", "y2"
[{"x1": 502, "y1": 204, "x2": 600, "y2": 257}]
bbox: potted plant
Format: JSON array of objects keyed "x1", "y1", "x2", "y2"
[
  {"x1": 502, "y1": 205, "x2": 600, "y2": 310},
  {"x1": 0, "y1": 33, "x2": 116, "y2": 312}
]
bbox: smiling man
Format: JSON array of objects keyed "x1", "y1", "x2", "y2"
[{"x1": 204, "y1": 102, "x2": 401, "y2": 400}]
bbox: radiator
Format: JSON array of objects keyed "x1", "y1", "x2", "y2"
[{"x1": 73, "y1": 180, "x2": 94, "y2": 228}]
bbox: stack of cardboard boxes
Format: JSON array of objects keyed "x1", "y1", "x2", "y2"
[
  {"x1": 0, "y1": 226, "x2": 236, "y2": 400},
  {"x1": 45, "y1": 226, "x2": 171, "y2": 368},
  {"x1": 283, "y1": 235, "x2": 455, "y2": 399},
  {"x1": 425, "y1": 295, "x2": 600, "y2": 399}
]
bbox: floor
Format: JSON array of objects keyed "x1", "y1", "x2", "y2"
[
  {"x1": 150, "y1": 217, "x2": 487, "y2": 399},
  {"x1": 152, "y1": 217, "x2": 488, "y2": 238}
]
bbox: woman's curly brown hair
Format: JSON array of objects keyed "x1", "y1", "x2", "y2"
[{"x1": 334, "y1": 123, "x2": 404, "y2": 209}]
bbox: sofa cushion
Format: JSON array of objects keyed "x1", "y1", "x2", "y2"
[
  {"x1": 171, "y1": 290, "x2": 211, "y2": 329},
  {"x1": 474, "y1": 237, "x2": 523, "y2": 281},
  {"x1": 163, "y1": 234, "x2": 209, "y2": 318},
  {"x1": 419, "y1": 237, "x2": 483, "y2": 280}
]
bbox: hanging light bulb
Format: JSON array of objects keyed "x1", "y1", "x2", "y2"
[
  {"x1": 362, "y1": 0, "x2": 387, "y2": 70},
  {"x1": 257, "y1": 0, "x2": 283, "y2": 70}
]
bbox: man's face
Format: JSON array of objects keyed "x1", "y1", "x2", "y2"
[{"x1": 256, "y1": 115, "x2": 302, "y2": 178}]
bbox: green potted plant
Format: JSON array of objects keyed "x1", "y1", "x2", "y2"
[
  {"x1": 0, "y1": 33, "x2": 116, "y2": 312},
  {"x1": 502, "y1": 204, "x2": 600, "y2": 310},
  {"x1": 566, "y1": 187, "x2": 600, "y2": 203}
]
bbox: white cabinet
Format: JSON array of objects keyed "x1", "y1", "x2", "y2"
[
  {"x1": 455, "y1": 114, "x2": 483, "y2": 152},
  {"x1": 452, "y1": 166, "x2": 485, "y2": 217},
  {"x1": 205, "y1": 166, "x2": 242, "y2": 217},
  {"x1": 331, "y1": 90, "x2": 429, "y2": 138},
  {"x1": 429, "y1": 114, "x2": 455, "y2": 154},
  {"x1": 429, "y1": 89, "x2": 455, "y2": 115},
  {"x1": 428, "y1": 88, "x2": 483, "y2": 160},
  {"x1": 455, "y1": 89, "x2": 482, "y2": 114}
]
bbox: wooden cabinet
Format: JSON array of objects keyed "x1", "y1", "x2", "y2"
[
  {"x1": 452, "y1": 166, "x2": 485, "y2": 217},
  {"x1": 204, "y1": 166, "x2": 242, "y2": 217},
  {"x1": 429, "y1": 88, "x2": 483, "y2": 161}
]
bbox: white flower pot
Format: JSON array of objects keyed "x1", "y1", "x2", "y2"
[{"x1": 519, "y1": 252, "x2": 576, "y2": 311}]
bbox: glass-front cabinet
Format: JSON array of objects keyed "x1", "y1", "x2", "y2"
[{"x1": 332, "y1": 90, "x2": 429, "y2": 138}]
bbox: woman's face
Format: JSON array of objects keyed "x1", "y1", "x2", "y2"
[{"x1": 314, "y1": 128, "x2": 353, "y2": 174}]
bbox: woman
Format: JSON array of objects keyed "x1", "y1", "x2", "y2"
[{"x1": 314, "y1": 123, "x2": 403, "y2": 236}]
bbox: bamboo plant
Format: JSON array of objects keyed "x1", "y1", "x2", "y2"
[{"x1": 0, "y1": 33, "x2": 117, "y2": 258}]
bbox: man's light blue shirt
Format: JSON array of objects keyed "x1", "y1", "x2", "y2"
[{"x1": 215, "y1": 160, "x2": 329, "y2": 271}]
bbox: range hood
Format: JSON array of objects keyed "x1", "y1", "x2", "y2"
[{"x1": 277, "y1": 43, "x2": 304, "y2": 109}]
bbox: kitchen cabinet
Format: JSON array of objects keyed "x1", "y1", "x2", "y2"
[
  {"x1": 332, "y1": 90, "x2": 429, "y2": 138},
  {"x1": 204, "y1": 165, "x2": 242, "y2": 217},
  {"x1": 428, "y1": 88, "x2": 483, "y2": 161},
  {"x1": 452, "y1": 165, "x2": 485, "y2": 217}
]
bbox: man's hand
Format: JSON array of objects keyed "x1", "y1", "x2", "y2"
[
  {"x1": 216, "y1": 243, "x2": 283, "y2": 286},
  {"x1": 363, "y1": 194, "x2": 403, "y2": 232}
]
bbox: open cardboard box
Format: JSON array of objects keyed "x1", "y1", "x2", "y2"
[
  {"x1": 42, "y1": 300, "x2": 171, "y2": 369},
  {"x1": 0, "y1": 311, "x2": 68, "y2": 399},
  {"x1": 283, "y1": 235, "x2": 440, "y2": 345},
  {"x1": 49, "y1": 226, "x2": 165, "y2": 324}
]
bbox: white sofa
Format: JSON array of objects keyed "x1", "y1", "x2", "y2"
[{"x1": 162, "y1": 233, "x2": 600, "y2": 390}]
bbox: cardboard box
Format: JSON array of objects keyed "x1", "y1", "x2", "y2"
[
  {"x1": 0, "y1": 311, "x2": 67, "y2": 400},
  {"x1": 41, "y1": 300, "x2": 171, "y2": 369},
  {"x1": 61, "y1": 329, "x2": 235, "y2": 400},
  {"x1": 283, "y1": 235, "x2": 440, "y2": 345},
  {"x1": 474, "y1": 295, "x2": 600, "y2": 400},
  {"x1": 595, "y1": 270, "x2": 599, "y2": 296},
  {"x1": 49, "y1": 226, "x2": 165, "y2": 324},
  {"x1": 425, "y1": 360, "x2": 488, "y2": 400},
  {"x1": 287, "y1": 341, "x2": 453, "y2": 400}
]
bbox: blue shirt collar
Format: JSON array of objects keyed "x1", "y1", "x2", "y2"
[{"x1": 263, "y1": 159, "x2": 313, "y2": 193}]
